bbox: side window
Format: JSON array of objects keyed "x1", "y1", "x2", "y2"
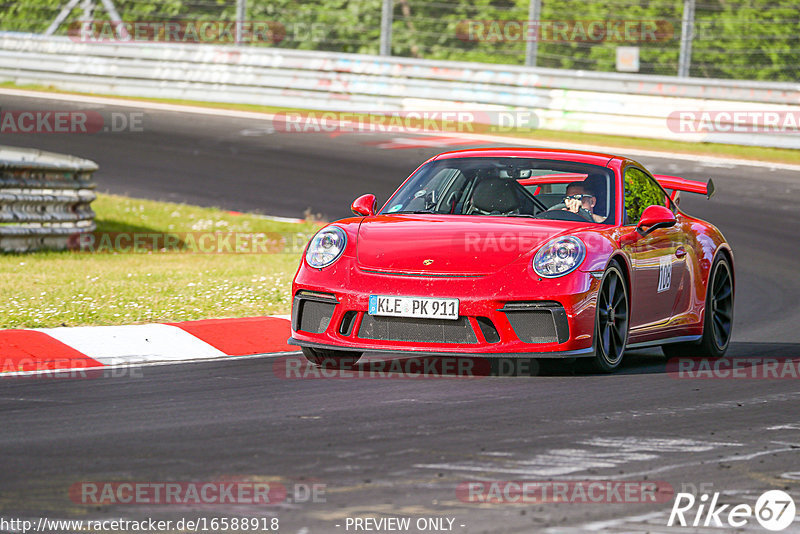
[{"x1": 624, "y1": 167, "x2": 671, "y2": 225}]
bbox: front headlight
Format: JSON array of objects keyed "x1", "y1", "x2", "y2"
[
  {"x1": 532, "y1": 236, "x2": 585, "y2": 278},
  {"x1": 305, "y1": 226, "x2": 347, "y2": 268}
]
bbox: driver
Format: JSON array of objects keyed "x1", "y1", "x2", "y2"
[{"x1": 550, "y1": 181, "x2": 606, "y2": 223}]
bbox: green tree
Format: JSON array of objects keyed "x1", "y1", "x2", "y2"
[{"x1": 1, "y1": 0, "x2": 797, "y2": 81}]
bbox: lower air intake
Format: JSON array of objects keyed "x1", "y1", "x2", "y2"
[
  {"x1": 297, "y1": 300, "x2": 336, "y2": 334},
  {"x1": 503, "y1": 302, "x2": 569, "y2": 344}
]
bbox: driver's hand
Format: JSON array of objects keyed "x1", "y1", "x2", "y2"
[{"x1": 563, "y1": 198, "x2": 582, "y2": 213}]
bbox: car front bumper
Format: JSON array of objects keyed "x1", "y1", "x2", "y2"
[{"x1": 290, "y1": 264, "x2": 600, "y2": 358}]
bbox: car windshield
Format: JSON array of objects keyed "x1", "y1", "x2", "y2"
[{"x1": 381, "y1": 157, "x2": 615, "y2": 224}]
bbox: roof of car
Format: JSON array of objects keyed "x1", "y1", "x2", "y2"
[{"x1": 431, "y1": 147, "x2": 618, "y2": 166}]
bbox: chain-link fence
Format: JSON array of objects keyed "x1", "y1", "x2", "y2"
[{"x1": 0, "y1": 0, "x2": 797, "y2": 81}]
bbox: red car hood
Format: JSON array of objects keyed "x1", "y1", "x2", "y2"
[{"x1": 356, "y1": 214, "x2": 587, "y2": 275}]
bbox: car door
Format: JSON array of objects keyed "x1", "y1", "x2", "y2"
[{"x1": 622, "y1": 166, "x2": 689, "y2": 334}]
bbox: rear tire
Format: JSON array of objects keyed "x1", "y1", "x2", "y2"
[
  {"x1": 662, "y1": 256, "x2": 733, "y2": 359},
  {"x1": 585, "y1": 263, "x2": 629, "y2": 373},
  {"x1": 302, "y1": 346, "x2": 362, "y2": 369}
]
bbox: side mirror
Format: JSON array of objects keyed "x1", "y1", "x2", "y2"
[
  {"x1": 351, "y1": 194, "x2": 377, "y2": 217},
  {"x1": 619, "y1": 205, "x2": 676, "y2": 246}
]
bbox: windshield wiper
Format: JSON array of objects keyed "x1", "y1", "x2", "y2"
[
  {"x1": 391, "y1": 210, "x2": 436, "y2": 214},
  {"x1": 503, "y1": 214, "x2": 538, "y2": 218}
]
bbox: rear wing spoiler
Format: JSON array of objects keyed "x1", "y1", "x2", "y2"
[{"x1": 653, "y1": 175, "x2": 715, "y2": 199}]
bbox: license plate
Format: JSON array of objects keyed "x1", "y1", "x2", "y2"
[{"x1": 369, "y1": 295, "x2": 459, "y2": 320}]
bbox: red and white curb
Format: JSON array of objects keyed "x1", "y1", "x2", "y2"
[{"x1": 0, "y1": 316, "x2": 297, "y2": 376}]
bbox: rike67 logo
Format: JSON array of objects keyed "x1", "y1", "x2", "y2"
[{"x1": 668, "y1": 490, "x2": 796, "y2": 531}]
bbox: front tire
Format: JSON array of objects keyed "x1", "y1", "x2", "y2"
[
  {"x1": 662, "y1": 256, "x2": 733, "y2": 359},
  {"x1": 302, "y1": 346, "x2": 362, "y2": 369},
  {"x1": 587, "y1": 263, "x2": 629, "y2": 373}
]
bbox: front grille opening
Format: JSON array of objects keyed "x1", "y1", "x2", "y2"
[
  {"x1": 358, "y1": 315, "x2": 478, "y2": 344},
  {"x1": 476, "y1": 316, "x2": 501, "y2": 343},
  {"x1": 297, "y1": 299, "x2": 336, "y2": 334},
  {"x1": 339, "y1": 311, "x2": 358, "y2": 336}
]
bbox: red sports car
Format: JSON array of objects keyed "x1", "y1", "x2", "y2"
[{"x1": 289, "y1": 148, "x2": 734, "y2": 372}]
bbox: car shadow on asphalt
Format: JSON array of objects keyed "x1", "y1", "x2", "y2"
[{"x1": 357, "y1": 342, "x2": 800, "y2": 378}]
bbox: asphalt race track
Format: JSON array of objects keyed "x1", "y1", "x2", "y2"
[{"x1": 1, "y1": 92, "x2": 800, "y2": 533}]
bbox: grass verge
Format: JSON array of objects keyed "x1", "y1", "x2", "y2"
[
  {"x1": 0, "y1": 194, "x2": 318, "y2": 328},
  {"x1": 3, "y1": 81, "x2": 800, "y2": 166}
]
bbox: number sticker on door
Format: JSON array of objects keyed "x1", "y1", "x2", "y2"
[{"x1": 657, "y1": 255, "x2": 672, "y2": 293}]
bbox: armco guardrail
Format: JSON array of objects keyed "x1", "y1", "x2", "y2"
[
  {"x1": 0, "y1": 33, "x2": 799, "y2": 148},
  {"x1": 0, "y1": 145, "x2": 97, "y2": 252}
]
